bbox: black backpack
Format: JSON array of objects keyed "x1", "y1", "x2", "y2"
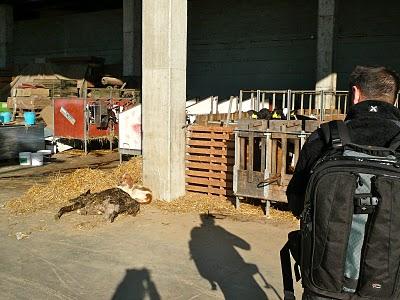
[{"x1": 281, "y1": 120, "x2": 400, "y2": 300}]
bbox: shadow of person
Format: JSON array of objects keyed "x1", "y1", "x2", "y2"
[
  {"x1": 189, "y1": 213, "x2": 276, "y2": 300},
  {"x1": 111, "y1": 268, "x2": 161, "y2": 300}
]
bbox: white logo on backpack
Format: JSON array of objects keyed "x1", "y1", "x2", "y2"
[
  {"x1": 369, "y1": 106, "x2": 378, "y2": 112},
  {"x1": 372, "y1": 283, "x2": 382, "y2": 289}
]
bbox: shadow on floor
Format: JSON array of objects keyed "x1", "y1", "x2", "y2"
[
  {"x1": 111, "y1": 268, "x2": 161, "y2": 300},
  {"x1": 189, "y1": 213, "x2": 282, "y2": 300}
]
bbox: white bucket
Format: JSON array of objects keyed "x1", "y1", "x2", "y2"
[
  {"x1": 31, "y1": 153, "x2": 44, "y2": 166},
  {"x1": 45, "y1": 144, "x2": 56, "y2": 154},
  {"x1": 19, "y1": 152, "x2": 31, "y2": 166},
  {"x1": 37, "y1": 149, "x2": 52, "y2": 160}
]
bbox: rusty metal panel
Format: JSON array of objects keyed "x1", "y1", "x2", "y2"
[{"x1": 54, "y1": 98, "x2": 116, "y2": 139}]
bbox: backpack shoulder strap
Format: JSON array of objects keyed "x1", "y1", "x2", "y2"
[
  {"x1": 388, "y1": 130, "x2": 400, "y2": 152},
  {"x1": 320, "y1": 120, "x2": 351, "y2": 149},
  {"x1": 387, "y1": 120, "x2": 400, "y2": 152}
]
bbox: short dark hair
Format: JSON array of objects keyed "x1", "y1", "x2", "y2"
[{"x1": 349, "y1": 66, "x2": 400, "y2": 103}]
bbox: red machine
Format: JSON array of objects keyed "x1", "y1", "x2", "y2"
[{"x1": 54, "y1": 97, "x2": 117, "y2": 139}]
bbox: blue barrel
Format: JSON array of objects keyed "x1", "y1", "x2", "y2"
[
  {"x1": 24, "y1": 112, "x2": 36, "y2": 125},
  {"x1": 2, "y1": 112, "x2": 11, "y2": 123}
]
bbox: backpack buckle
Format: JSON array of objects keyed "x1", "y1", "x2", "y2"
[
  {"x1": 331, "y1": 137, "x2": 343, "y2": 148},
  {"x1": 354, "y1": 194, "x2": 379, "y2": 214}
]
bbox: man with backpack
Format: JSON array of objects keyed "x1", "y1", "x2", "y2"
[{"x1": 282, "y1": 66, "x2": 400, "y2": 300}]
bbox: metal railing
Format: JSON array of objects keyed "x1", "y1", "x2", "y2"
[{"x1": 238, "y1": 89, "x2": 350, "y2": 121}]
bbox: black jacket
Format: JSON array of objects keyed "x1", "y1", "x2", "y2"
[{"x1": 286, "y1": 100, "x2": 400, "y2": 217}]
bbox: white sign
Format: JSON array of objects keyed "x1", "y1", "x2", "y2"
[{"x1": 60, "y1": 107, "x2": 76, "y2": 125}]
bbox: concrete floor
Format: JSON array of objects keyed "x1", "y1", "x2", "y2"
[{"x1": 0, "y1": 152, "x2": 302, "y2": 300}]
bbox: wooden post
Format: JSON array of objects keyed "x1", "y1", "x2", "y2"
[
  {"x1": 294, "y1": 138, "x2": 300, "y2": 167},
  {"x1": 280, "y1": 125, "x2": 287, "y2": 185},
  {"x1": 248, "y1": 132, "x2": 254, "y2": 183}
]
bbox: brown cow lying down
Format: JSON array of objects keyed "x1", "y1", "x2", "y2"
[{"x1": 55, "y1": 173, "x2": 152, "y2": 223}]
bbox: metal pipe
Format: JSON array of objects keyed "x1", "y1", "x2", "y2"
[
  {"x1": 226, "y1": 96, "x2": 234, "y2": 125},
  {"x1": 109, "y1": 88, "x2": 112, "y2": 151},
  {"x1": 291, "y1": 92, "x2": 295, "y2": 111},
  {"x1": 320, "y1": 90, "x2": 325, "y2": 121},
  {"x1": 286, "y1": 90, "x2": 292, "y2": 120},
  {"x1": 239, "y1": 90, "x2": 243, "y2": 119},
  {"x1": 300, "y1": 93, "x2": 304, "y2": 115},
  {"x1": 272, "y1": 93, "x2": 276, "y2": 110},
  {"x1": 282, "y1": 93, "x2": 286, "y2": 109},
  {"x1": 83, "y1": 80, "x2": 88, "y2": 155},
  {"x1": 261, "y1": 92, "x2": 265, "y2": 109},
  {"x1": 210, "y1": 96, "x2": 215, "y2": 115},
  {"x1": 52, "y1": 84, "x2": 55, "y2": 150}
]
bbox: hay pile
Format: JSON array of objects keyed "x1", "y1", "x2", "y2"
[
  {"x1": 154, "y1": 193, "x2": 296, "y2": 223},
  {"x1": 6, "y1": 157, "x2": 142, "y2": 215},
  {"x1": 6, "y1": 155, "x2": 295, "y2": 224},
  {"x1": 155, "y1": 193, "x2": 262, "y2": 216}
]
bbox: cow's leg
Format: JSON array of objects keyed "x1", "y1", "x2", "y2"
[{"x1": 55, "y1": 201, "x2": 86, "y2": 220}]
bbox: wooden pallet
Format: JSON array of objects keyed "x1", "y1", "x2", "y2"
[{"x1": 186, "y1": 125, "x2": 235, "y2": 197}]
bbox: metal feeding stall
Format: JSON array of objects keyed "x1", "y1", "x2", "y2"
[
  {"x1": 53, "y1": 87, "x2": 140, "y2": 153},
  {"x1": 233, "y1": 89, "x2": 349, "y2": 215}
]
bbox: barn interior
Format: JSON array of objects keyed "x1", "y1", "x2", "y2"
[{"x1": 1, "y1": 0, "x2": 400, "y2": 201}]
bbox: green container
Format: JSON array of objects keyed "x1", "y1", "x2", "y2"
[{"x1": 0, "y1": 102, "x2": 9, "y2": 113}]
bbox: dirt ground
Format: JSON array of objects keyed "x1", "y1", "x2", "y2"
[{"x1": 0, "y1": 151, "x2": 302, "y2": 300}]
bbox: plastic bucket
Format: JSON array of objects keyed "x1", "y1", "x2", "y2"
[
  {"x1": 31, "y1": 153, "x2": 43, "y2": 166},
  {"x1": 24, "y1": 112, "x2": 36, "y2": 125},
  {"x1": 2, "y1": 112, "x2": 11, "y2": 123},
  {"x1": 45, "y1": 144, "x2": 56, "y2": 154},
  {"x1": 19, "y1": 152, "x2": 32, "y2": 166},
  {"x1": 37, "y1": 150, "x2": 52, "y2": 161}
]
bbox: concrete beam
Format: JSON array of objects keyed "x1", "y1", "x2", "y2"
[
  {"x1": 142, "y1": 0, "x2": 187, "y2": 201},
  {"x1": 0, "y1": 5, "x2": 13, "y2": 69},
  {"x1": 123, "y1": 0, "x2": 142, "y2": 80},
  {"x1": 316, "y1": 0, "x2": 336, "y2": 92}
]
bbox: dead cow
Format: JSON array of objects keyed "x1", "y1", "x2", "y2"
[{"x1": 55, "y1": 174, "x2": 152, "y2": 222}]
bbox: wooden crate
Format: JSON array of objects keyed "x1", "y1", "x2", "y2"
[
  {"x1": 195, "y1": 111, "x2": 251, "y2": 126},
  {"x1": 185, "y1": 125, "x2": 235, "y2": 197},
  {"x1": 234, "y1": 120, "x2": 307, "y2": 206}
]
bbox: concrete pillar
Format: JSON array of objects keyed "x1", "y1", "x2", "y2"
[
  {"x1": 316, "y1": 0, "x2": 336, "y2": 110},
  {"x1": 142, "y1": 0, "x2": 187, "y2": 201},
  {"x1": 0, "y1": 5, "x2": 13, "y2": 69},
  {"x1": 123, "y1": 0, "x2": 142, "y2": 83}
]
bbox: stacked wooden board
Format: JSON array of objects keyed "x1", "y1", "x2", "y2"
[
  {"x1": 32, "y1": 79, "x2": 78, "y2": 97},
  {"x1": 7, "y1": 77, "x2": 78, "y2": 116},
  {"x1": 185, "y1": 125, "x2": 235, "y2": 197}
]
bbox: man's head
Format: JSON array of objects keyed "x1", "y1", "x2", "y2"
[{"x1": 349, "y1": 66, "x2": 400, "y2": 105}]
